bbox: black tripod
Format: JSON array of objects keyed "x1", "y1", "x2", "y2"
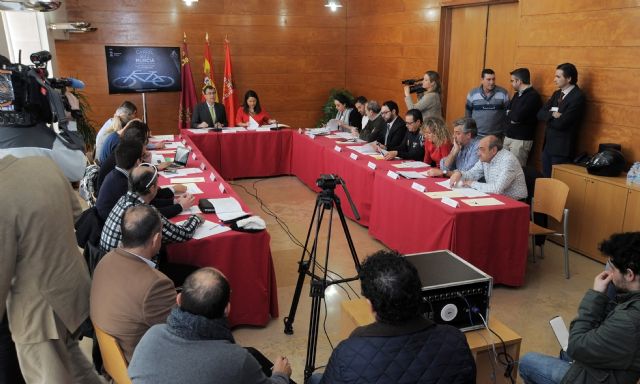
[{"x1": 283, "y1": 174, "x2": 361, "y2": 383}]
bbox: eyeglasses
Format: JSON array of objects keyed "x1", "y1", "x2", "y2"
[
  {"x1": 139, "y1": 162, "x2": 158, "y2": 190},
  {"x1": 381, "y1": 110, "x2": 391, "y2": 115}
]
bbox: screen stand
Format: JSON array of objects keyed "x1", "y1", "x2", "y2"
[{"x1": 141, "y1": 92, "x2": 148, "y2": 123}]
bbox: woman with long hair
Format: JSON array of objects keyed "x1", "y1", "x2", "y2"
[
  {"x1": 236, "y1": 90, "x2": 276, "y2": 127},
  {"x1": 421, "y1": 117, "x2": 452, "y2": 168},
  {"x1": 404, "y1": 70, "x2": 443, "y2": 120},
  {"x1": 334, "y1": 93, "x2": 362, "y2": 131}
]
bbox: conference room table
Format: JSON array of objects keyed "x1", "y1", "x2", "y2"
[
  {"x1": 178, "y1": 128, "x2": 530, "y2": 286},
  {"x1": 152, "y1": 134, "x2": 279, "y2": 327}
]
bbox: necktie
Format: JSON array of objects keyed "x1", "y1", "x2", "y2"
[
  {"x1": 209, "y1": 104, "x2": 217, "y2": 124},
  {"x1": 384, "y1": 123, "x2": 391, "y2": 145}
]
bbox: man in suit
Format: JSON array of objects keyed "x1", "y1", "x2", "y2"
[
  {"x1": 191, "y1": 85, "x2": 228, "y2": 128},
  {"x1": 91, "y1": 204, "x2": 177, "y2": 363},
  {"x1": 537, "y1": 63, "x2": 586, "y2": 177},
  {"x1": 371, "y1": 100, "x2": 407, "y2": 151},
  {"x1": 0, "y1": 155, "x2": 104, "y2": 383}
]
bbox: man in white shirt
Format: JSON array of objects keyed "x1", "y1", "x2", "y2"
[{"x1": 449, "y1": 135, "x2": 527, "y2": 200}]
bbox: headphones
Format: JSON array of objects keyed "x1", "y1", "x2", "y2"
[{"x1": 129, "y1": 163, "x2": 158, "y2": 195}]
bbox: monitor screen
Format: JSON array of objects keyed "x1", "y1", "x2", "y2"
[{"x1": 105, "y1": 46, "x2": 182, "y2": 94}]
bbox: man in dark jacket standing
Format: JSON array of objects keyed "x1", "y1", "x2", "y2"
[
  {"x1": 312, "y1": 250, "x2": 476, "y2": 384},
  {"x1": 519, "y1": 232, "x2": 640, "y2": 384},
  {"x1": 504, "y1": 67, "x2": 542, "y2": 166}
]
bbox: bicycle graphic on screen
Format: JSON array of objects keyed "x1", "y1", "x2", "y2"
[{"x1": 112, "y1": 70, "x2": 175, "y2": 88}]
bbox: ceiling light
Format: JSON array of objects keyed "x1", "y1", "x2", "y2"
[{"x1": 324, "y1": 0, "x2": 342, "y2": 12}]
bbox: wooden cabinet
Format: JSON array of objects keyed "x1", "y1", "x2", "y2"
[{"x1": 552, "y1": 164, "x2": 637, "y2": 263}]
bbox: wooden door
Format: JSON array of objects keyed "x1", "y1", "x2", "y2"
[
  {"x1": 442, "y1": 3, "x2": 518, "y2": 126},
  {"x1": 581, "y1": 179, "x2": 628, "y2": 262},
  {"x1": 552, "y1": 168, "x2": 587, "y2": 250},
  {"x1": 623, "y1": 189, "x2": 640, "y2": 232}
]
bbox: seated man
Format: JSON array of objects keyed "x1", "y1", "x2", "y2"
[
  {"x1": 449, "y1": 134, "x2": 527, "y2": 200},
  {"x1": 357, "y1": 100, "x2": 385, "y2": 142},
  {"x1": 519, "y1": 232, "x2": 640, "y2": 384},
  {"x1": 383, "y1": 108, "x2": 425, "y2": 161},
  {"x1": 314, "y1": 250, "x2": 476, "y2": 384},
  {"x1": 191, "y1": 85, "x2": 227, "y2": 128},
  {"x1": 91, "y1": 205, "x2": 176, "y2": 363},
  {"x1": 99, "y1": 163, "x2": 202, "y2": 252},
  {"x1": 369, "y1": 100, "x2": 407, "y2": 151},
  {"x1": 128, "y1": 267, "x2": 292, "y2": 383},
  {"x1": 428, "y1": 117, "x2": 480, "y2": 177},
  {"x1": 95, "y1": 140, "x2": 143, "y2": 221}
]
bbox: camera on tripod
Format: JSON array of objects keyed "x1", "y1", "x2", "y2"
[
  {"x1": 316, "y1": 174, "x2": 340, "y2": 190},
  {"x1": 401, "y1": 78, "x2": 426, "y2": 94}
]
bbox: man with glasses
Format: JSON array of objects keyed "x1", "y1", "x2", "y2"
[
  {"x1": 383, "y1": 109, "x2": 425, "y2": 161},
  {"x1": 370, "y1": 100, "x2": 407, "y2": 151},
  {"x1": 100, "y1": 163, "x2": 203, "y2": 252},
  {"x1": 519, "y1": 232, "x2": 640, "y2": 384},
  {"x1": 191, "y1": 85, "x2": 227, "y2": 129}
]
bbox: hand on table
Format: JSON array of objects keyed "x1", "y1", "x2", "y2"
[
  {"x1": 197, "y1": 122, "x2": 209, "y2": 128},
  {"x1": 177, "y1": 193, "x2": 195, "y2": 210},
  {"x1": 384, "y1": 151, "x2": 398, "y2": 161},
  {"x1": 449, "y1": 171, "x2": 462, "y2": 187},
  {"x1": 426, "y1": 168, "x2": 444, "y2": 177},
  {"x1": 156, "y1": 161, "x2": 172, "y2": 171}
]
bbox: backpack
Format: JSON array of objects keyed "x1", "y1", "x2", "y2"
[{"x1": 79, "y1": 163, "x2": 100, "y2": 206}]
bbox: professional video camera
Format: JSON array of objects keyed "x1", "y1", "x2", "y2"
[
  {"x1": 401, "y1": 78, "x2": 426, "y2": 94},
  {"x1": 0, "y1": 50, "x2": 84, "y2": 150},
  {"x1": 316, "y1": 173, "x2": 341, "y2": 190}
]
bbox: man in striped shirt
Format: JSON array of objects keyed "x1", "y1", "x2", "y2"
[{"x1": 465, "y1": 68, "x2": 510, "y2": 137}]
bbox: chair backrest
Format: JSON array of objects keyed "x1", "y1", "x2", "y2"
[
  {"x1": 93, "y1": 323, "x2": 132, "y2": 384},
  {"x1": 532, "y1": 178, "x2": 569, "y2": 222}
]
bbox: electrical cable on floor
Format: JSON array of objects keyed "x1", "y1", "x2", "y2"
[{"x1": 478, "y1": 312, "x2": 516, "y2": 384}]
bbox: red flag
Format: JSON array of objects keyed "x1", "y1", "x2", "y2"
[
  {"x1": 222, "y1": 38, "x2": 237, "y2": 127},
  {"x1": 202, "y1": 32, "x2": 218, "y2": 102},
  {"x1": 178, "y1": 33, "x2": 198, "y2": 130}
]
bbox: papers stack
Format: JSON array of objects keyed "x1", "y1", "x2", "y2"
[
  {"x1": 393, "y1": 161, "x2": 429, "y2": 169},
  {"x1": 186, "y1": 129, "x2": 209, "y2": 134},
  {"x1": 207, "y1": 197, "x2": 249, "y2": 221},
  {"x1": 176, "y1": 220, "x2": 231, "y2": 239},
  {"x1": 167, "y1": 183, "x2": 204, "y2": 195},
  {"x1": 306, "y1": 127, "x2": 332, "y2": 136},
  {"x1": 397, "y1": 171, "x2": 427, "y2": 179},
  {"x1": 347, "y1": 145, "x2": 378, "y2": 155},
  {"x1": 435, "y1": 180, "x2": 489, "y2": 198}
]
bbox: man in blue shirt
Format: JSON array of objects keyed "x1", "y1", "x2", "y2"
[
  {"x1": 427, "y1": 117, "x2": 480, "y2": 177},
  {"x1": 465, "y1": 68, "x2": 510, "y2": 137}
]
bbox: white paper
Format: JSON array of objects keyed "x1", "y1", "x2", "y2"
[
  {"x1": 164, "y1": 142, "x2": 186, "y2": 149},
  {"x1": 248, "y1": 116, "x2": 260, "y2": 130},
  {"x1": 178, "y1": 206, "x2": 202, "y2": 215},
  {"x1": 398, "y1": 171, "x2": 426, "y2": 179},
  {"x1": 185, "y1": 129, "x2": 209, "y2": 134},
  {"x1": 456, "y1": 188, "x2": 489, "y2": 198},
  {"x1": 255, "y1": 127, "x2": 271, "y2": 132},
  {"x1": 160, "y1": 168, "x2": 202, "y2": 178},
  {"x1": 149, "y1": 135, "x2": 174, "y2": 141},
  {"x1": 261, "y1": 123, "x2": 289, "y2": 129},
  {"x1": 167, "y1": 183, "x2": 204, "y2": 195},
  {"x1": 151, "y1": 153, "x2": 166, "y2": 165},
  {"x1": 208, "y1": 197, "x2": 248, "y2": 221},
  {"x1": 393, "y1": 161, "x2": 430, "y2": 169},
  {"x1": 176, "y1": 220, "x2": 231, "y2": 239},
  {"x1": 150, "y1": 149, "x2": 176, "y2": 155},
  {"x1": 326, "y1": 119, "x2": 339, "y2": 131},
  {"x1": 306, "y1": 127, "x2": 331, "y2": 136},
  {"x1": 347, "y1": 145, "x2": 378, "y2": 155},
  {"x1": 170, "y1": 177, "x2": 206, "y2": 184}
]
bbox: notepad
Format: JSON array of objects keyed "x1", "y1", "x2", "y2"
[
  {"x1": 167, "y1": 183, "x2": 204, "y2": 195},
  {"x1": 461, "y1": 198, "x2": 505, "y2": 207}
]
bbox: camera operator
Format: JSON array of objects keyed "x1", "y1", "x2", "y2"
[
  {"x1": 0, "y1": 53, "x2": 87, "y2": 182},
  {"x1": 402, "y1": 70, "x2": 443, "y2": 120}
]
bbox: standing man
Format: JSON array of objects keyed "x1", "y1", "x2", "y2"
[
  {"x1": 0, "y1": 156, "x2": 104, "y2": 383},
  {"x1": 191, "y1": 85, "x2": 227, "y2": 128},
  {"x1": 537, "y1": 63, "x2": 586, "y2": 177},
  {"x1": 370, "y1": 100, "x2": 407, "y2": 151},
  {"x1": 504, "y1": 68, "x2": 542, "y2": 166},
  {"x1": 519, "y1": 232, "x2": 640, "y2": 384},
  {"x1": 427, "y1": 117, "x2": 480, "y2": 177},
  {"x1": 465, "y1": 68, "x2": 510, "y2": 137}
]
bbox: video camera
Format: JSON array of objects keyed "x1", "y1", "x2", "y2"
[
  {"x1": 401, "y1": 78, "x2": 426, "y2": 94},
  {"x1": 316, "y1": 174, "x2": 341, "y2": 190},
  {"x1": 0, "y1": 50, "x2": 85, "y2": 150}
]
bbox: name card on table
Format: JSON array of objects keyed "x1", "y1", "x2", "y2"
[
  {"x1": 349, "y1": 153, "x2": 358, "y2": 160},
  {"x1": 218, "y1": 183, "x2": 226, "y2": 194},
  {"x1": 200, "y1": 162, "x2": 206, "y2": 170},
  {"x1": 441, "y1": 197, "x2": 459, "y2": 208},
  {"x1": 191, "y1": 153, "x2": 197, "y2": 161},
  {"x1": 411, "y1": 182, "x2": 426, "y2": 193},
  {"x1": 209, "y1": 173, "x2": 216, "y2": 182},
  {"x1": 368, "y1": 161, "x2": 377, "y2": 170},
  {"x1": 334, "y1": 145, "x2": 342, "y2": 152},
  {"x1": 386, "y1": 170, "x2": 399, "y2": 179}
]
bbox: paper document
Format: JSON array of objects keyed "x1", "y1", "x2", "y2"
[
  {"x1": 150, "y1": 149, "x2": 176, "y2": 154},
  {"x1": 436, "y1": 180, "x2": 454, "y2": 189},
  {"x1": 306, "y1": 127, "x2": 331, "y2": 136},
  {"x1": 178, "y1": 206, "x2": 202, "y2": 215},
  {"x1": 393, "y1": 161, "x2": 429, "y2": 169},
  {"x1": 208, "y1": 197, "x2": 249, "y2": 221},
  {"x1": 164, "y1": 142, "x2": 186, "y2": 149},
  {"x1": 461, "y1": 198, "x2": 505, "y2": 207},
  {"x1": 261, "y1": 123, "x2": 289, "y2": 129},
  {"x1": 151, "y1": 153, "x2": 167, "y2": 165},
  {"x1": 160, "y1": 168, "x2": 202, "y2": 178},
  {"x1": 167, "y1": 183, "x2": 204, "y2": 195},
  {"x1": 186, "y1": 129, "x2": 209, "y2": 134},
  {"x1": 325, "y1": 119, "x2": 339, "y2": 131},
  {"x1": 170, "y1": 177, "x2": 205, "y2": 184},
  {"x1": 398, "y1": 171, "x2": 427, "y2": 179},
  {"x1": 176, "y1": 220, "x2": 231, "y2": 239},
  {"x1": 347, "y1": 145, "x2": 378, "y2": 155},
  {"x1": 149, "y1": 135, "x2": 174, "y2": 141},
  {"x1": 248, "y1": 116, "x2": 260, "y2": 130},
  {"x1": 255, "y1": 127, "x2": 271, "y2": 132},
  {"x1": 425, "y1": 190, "x2": 465, "y2": 199},
  {"x1": 457, "y1": 188, "x2": 489, "y2": 198}
]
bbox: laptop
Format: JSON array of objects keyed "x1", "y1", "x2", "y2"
[{"x1": 167, "y1": 146, "x2": 191, "y2": 168}]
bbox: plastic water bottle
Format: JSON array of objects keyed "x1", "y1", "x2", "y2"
[{"x1": 628, "y1": 162, "x2": 640, "y2": 185}]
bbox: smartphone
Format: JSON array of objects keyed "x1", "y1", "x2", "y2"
[{"x1": 549, "y1": 316, "x2": 569, "y2": 352}]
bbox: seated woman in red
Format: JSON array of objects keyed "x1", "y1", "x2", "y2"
[
  {"x1": 235, "y1": 90, "x2": 276, "y2": 127},
  {"x1": 422, "y1": 117, "x2": 452, "y2": 168}
]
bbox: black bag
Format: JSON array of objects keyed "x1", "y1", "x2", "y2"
[{"x1": 198, "y1": 198, "x2": 216, "y2": 213}]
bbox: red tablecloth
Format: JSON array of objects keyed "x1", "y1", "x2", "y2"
[
  {"x1": 157, "y1": 135, "x2": 279, "y2": 326},
  {"x1": 182, "y1": 129, "x2": 292, "y2": 180}
]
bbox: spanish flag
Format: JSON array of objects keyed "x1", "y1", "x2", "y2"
[
  {"x1": 202, "y1": 32, "x2": 218, "y2": 102},
  {"x1": 178, "y1": 33, "x2": 198, "y2": 129}
]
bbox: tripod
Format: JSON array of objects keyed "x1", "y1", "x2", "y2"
[{"x1": 283, "y1": 174, "x2": 361, "y2": 383}]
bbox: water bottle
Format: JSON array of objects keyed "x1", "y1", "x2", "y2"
[{"x1": 628, "y1": 162, "x2": 640, "y2": 185}]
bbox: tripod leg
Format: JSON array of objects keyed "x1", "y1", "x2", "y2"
[
  {"x1": 334, "y1": 199, "x2": 361, "y2": 271},
  {"x1": 284, "y1": 198, "x2": 325, "y2": 335},
  {"x1": 304, "y1": 281, "x2": 324, "y2": 383}
]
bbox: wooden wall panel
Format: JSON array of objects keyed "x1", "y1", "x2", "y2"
[{"x1": 55, "y1": 0, "x2": 346, "y2": 134}]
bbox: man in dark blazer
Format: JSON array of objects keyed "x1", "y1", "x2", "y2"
[
  {"x1": 191, "y1": 85, "x2": 227, "y2": 128},
  {"x1": 537, "y1": 63, "x2": 586, "y2": 177},
  {"x1": 371, "y1": 100, "x2": 407, "y2": 151}
]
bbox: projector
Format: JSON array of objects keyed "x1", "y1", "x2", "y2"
[{"x1": 405, "y1": 250, "x2": 492, "y2": 332}]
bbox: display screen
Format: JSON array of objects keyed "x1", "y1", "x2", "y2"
[{"x1": 105, "y1": 46, "x2": 182, "y2": 94}]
